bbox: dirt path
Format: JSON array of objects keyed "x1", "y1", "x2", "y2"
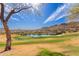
[
  {"x1": 0, "y1": 43, "x2": 66, "y2": 56},
  {"x1": 0, "y1": 39, "x2": 79, "y2": 56},
  {"x1": 0, "y1": 34, "x2": 6, "y2": 42},
  {"x1": 0, "y1": 34, "x2": 66, "y2": 56},
  {"x1": 0, "y1": 33, "x2": 79, "y2": 56}
]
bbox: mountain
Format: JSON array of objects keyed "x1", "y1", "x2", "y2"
[
  {"x1": 0, "y1": 22, "x2": 79, "y2": 35},
  {"x1": 39, "y1": 22, "x2": 79, "y2": 34}
]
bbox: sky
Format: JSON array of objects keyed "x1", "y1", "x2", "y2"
[{"x1": 0, "y1": 3, "x2": 73, "y2": 30}]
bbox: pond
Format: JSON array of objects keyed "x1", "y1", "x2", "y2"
[{"x1": 26, "y1": 34, "x2": 51, "y2": 38}]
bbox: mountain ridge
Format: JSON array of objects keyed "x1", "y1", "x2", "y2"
[{"x1": 0, "y1": 22, "x2": 79, "y2": 35}]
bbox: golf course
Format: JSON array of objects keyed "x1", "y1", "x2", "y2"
[{"x1": 0, "y1": 32, "x2": 79, "y2": 56}]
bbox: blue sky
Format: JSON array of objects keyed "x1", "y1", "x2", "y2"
[{"x1": 0, "y1": 3, "x2": 70, "y2": 30}]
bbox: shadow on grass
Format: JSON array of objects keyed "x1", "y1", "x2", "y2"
[
  {"x1": 37, "y1": 48, "x2": 65, "y2": 56},
  {"x1": 0, "y1": 50, "x2": 7, "y2": 54}
]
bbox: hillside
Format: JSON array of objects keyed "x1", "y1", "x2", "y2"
[{"x1": 0, "y1": 22, "x2": 79, "y2": 35}]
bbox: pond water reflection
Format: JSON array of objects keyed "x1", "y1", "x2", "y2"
[{"x1": 27, "y1": 34, "x2": 51, "y2": 38}]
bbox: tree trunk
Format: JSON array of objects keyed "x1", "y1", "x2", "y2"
[{"x1": 2, "y1": 21, "x2": 11, "y2": 51}]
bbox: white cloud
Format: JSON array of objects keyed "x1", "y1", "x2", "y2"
[
  {"x1": 43, "y1": 3, "x2": 71, "y2": 24},
  {"x1": 11, "y1": 17, "x2": 20, "y2": 21},
  {"x1": 5, "y1": 4, "x2": 13, "y2": 12},
  {"x1": 55, "y1": 13, "x2": 71, "y2": 21}
]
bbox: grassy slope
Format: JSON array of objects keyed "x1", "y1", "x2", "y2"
[
  {"x1": 0, "y1": 32, "x2": 79, "y2": 55},
  {"x1": 0, "y1": 33, "x2": 75, "y2": 47}
]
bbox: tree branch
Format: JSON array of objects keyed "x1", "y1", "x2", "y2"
[
  {"x1": 6, "y1": 6, "x2": 32, "y2": 22},
  {"x1": 6, "y1": 9, "x2": 15, "y2": 22},
  {"x1": 13, "y1": 6, "x2": 32, "y2": 13}
]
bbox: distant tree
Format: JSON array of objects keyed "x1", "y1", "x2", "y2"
[
  {"x1": 0, "y1": 3, "x2": 42, "y2": 51},
  {"x1": 68, "y1": 4, "x2": 79, "y2": 22}
]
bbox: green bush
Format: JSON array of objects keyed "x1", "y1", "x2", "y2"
[{"x1": 37, "y1": 49, "x2": 65, "y2": 56}]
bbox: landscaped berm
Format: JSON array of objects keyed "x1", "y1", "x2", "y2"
[{"x1": 0, "y1": 32, "x2": 79, "y2": 56}]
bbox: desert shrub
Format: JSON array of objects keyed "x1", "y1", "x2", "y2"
[{"x1": 37, "y1": 49, "x2": 65, "y2": 56}]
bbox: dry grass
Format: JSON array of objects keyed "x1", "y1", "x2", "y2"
[
  {"x1": 0, "y1": 43, "x2": 66, "y2": 56},
  {"x1": 0, "y1": 32, "x2": 79, "y2": 56}
]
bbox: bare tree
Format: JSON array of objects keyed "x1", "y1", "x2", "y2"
[
  {"x1": 0, "y1": 3, "x2": 41, "y2": 51},
  {"x1": 67, "y1": 4, "x2": 79, "y2": 22}
]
